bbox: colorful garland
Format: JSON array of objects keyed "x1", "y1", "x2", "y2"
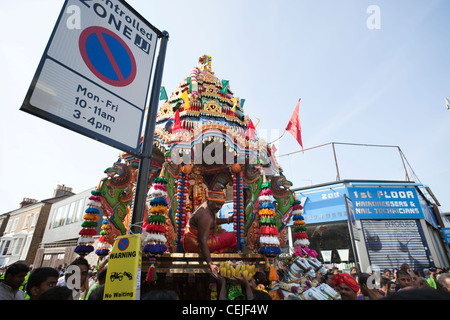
[
  {"x1": 291, "y1": 198, "x2": 309, "y2": 256},
  {"x1": 174, "y1": 171, "x2": 190, "y2": 252},
  {"x1": 143, "y1": 176, "x2": 170, "y2": 283},
  {"x1": 232, "y1": 167, "x2": 244, "y2": 251},
  {"x1": 258, "y1": 181, "x2": 281, "y2": 257},
  {"x1": 143, "y1": 177, "x2": 169, "y2": 257},
  {"x1": 74, "y1": 190, "x2": 101, "y2": 256}
]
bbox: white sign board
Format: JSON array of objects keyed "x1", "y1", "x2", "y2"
[{"x1": 21, "y1": 0, "x2": 161, "y2": 153}]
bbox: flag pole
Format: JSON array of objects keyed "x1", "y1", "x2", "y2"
[{"x1": 268, "y1": 129, "x2": 286, "y2": 145}]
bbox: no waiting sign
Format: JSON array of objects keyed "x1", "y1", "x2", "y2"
[{"x1": 21, "y1": 0, "x2": 163, "y2": 153}]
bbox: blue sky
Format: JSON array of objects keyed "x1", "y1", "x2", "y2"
[{"x1": 1, "y1": 0, "x2": 449, "y2": 214}]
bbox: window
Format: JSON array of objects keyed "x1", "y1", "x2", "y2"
[
  {"x1": 12, "y1": 238, "x2": 24, "y2": 256},
  {"x1": 65, "y1": 201, "x2": 77, "y2": 225},
  {"x1": 23, "y1": 215, "x2": 31, "y2": 229},
  {"x1": 4, "y1": 220, "x2": 12, "y2": 233},
  {"x1": 11, "y1": 218, "x2": 19, "y2": 232},
  {"x1": 31, "y1": 213, "x2": 39, "y2": 227},
  {"x1": 1, "y1": 240, "x2": 11, "y2": 255},
  {"x1": 76, "y1": 198, "x2": 86, "y2": 222}
]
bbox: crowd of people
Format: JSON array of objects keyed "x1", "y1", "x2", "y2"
[
  {"x1": 1, "y1": 259, "x2": 450, "y2": 300},
  {"x1": 320, "y1": 263, "x2": 450, "y2": 300}
]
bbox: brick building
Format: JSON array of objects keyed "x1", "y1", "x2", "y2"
[{"x1": 0, "y1": 185, "x2": 74, "y2": 267}]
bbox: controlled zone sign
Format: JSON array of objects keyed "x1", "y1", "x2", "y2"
[
  {"x1": 104, "y1": 235, "x2": 142, "y2": 300},
  {"x1": 21, "y1": 0, "x2": 162, "y2": 153}
]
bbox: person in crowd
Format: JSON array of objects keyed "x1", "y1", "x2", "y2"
[
  {"x1": 387, "y1": 281, "x2": 398, "y2": 295},
  {"x1": 382, "y1": 287, "x2": 450, "y2": 300},
  {"x1": 25, "y1": 267, "x2": 59, "y2": 300},
  {"x1": 400, "y1": 263, "x2": 411, "y2": 273},
  {"x1": 424, "y1": 268, "x2": 437, "y2": 289},
  {"x1": 183, "y1": 190, "x2": 237, "y2": 274},
  {"x1": 332, "y1": 272, "x2": 360, "y2": 300},
  {"x1": 396, "y1": 270, "x2": 412, "y2": 289},
  {"x1": 358, "y1": 273, "x2": 383, "y2": 300},
  {"x1": 0, "y1": 262, "x2": 29, "y2": 300},
  {"x1": 322, "y1": 272, "x2": 336, "y2": 289},
  {"x1": 86, "y1": 268, "x2": 107, "y2": 300},
  {"x1": 37, "y1": 286, "x2": 73, "y2": 300},
  {"x1": 417, "y1": 277, "x2": 431, "y2": 289},
  {"x1": 60, "y1": 257, "x2": 90, "y2": 300},
  {"x1": 379, "y1": 276, "x2": 390, "y2": 296},
  {"x1": 382, "y1": 269, "x2": 391, "y2": 280},
  {"x1": 392, "y1": 268, "x2": 399, "y2": 283},
  {"x1": 437, "y1": 273, "x2": 450, "y2": 292},
  {"x1": 408, "y1": 270, "x2": 419, "y2": 287}
]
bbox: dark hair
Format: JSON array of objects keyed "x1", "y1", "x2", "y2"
[
  {"x1": 87, "y1": 284, "x2": 105, "y2": 300},
  {"x1": 69, "y1": 257, "x2": 89, "y2": 268},
  {"x1": 5, "y1": 262, "x2": 29, "y2": 276},
  {"x1": 252, "y1": 290, "x2": 272, "y2": 300},
  {"x1": 397, "y1": 270, "x2": 411, "y2": 278},
  {"x1": 26, "y1": 267, "x2": 59, "y2": 294},
  {"x1": 382, "y1": 288, "x2": 450, "y2": 300},
  {"x1": 37, "y1": 286, "x2": 73, "y2": 300},
  {"x1": 97, "y1": 268, "x2": 107, "y2": 283},
  {"x1": 142, "y1": 289, "x2": 178, "y2": 300}
]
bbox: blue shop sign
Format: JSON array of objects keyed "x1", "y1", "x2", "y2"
[
  {"x1": 347, "y1": 187, "x2": 423, "y2": 219},
  {"x1": 294, "y1": 184, "x2": 348, "y2": 224},
  {"x1": 442, "y1": 228, "x2": 450, "y2": 244}
]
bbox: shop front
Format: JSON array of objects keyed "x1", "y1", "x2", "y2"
[{"x1": 287, "y1": 181, "x2": 449, "y2": 273}]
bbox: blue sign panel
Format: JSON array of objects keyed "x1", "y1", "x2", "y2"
[
  {"x1": 294, "y1": 184, "x2": 348, "y2": 224},
  {"x1": 442, "y1": 228, "x2": 450, "y2": 244},
  {"x1": 347, "y1": 187, "x2": 423, "y2": 219}
]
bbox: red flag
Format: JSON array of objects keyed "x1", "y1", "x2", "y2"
[
  {"x1": 172, "y1": 109, "x2": 181, "y2": 132},
  {"x1": 245, "y1": 119, "x2": 255, "y2": 140},
  {"x1": 285, "y1": 99, "x2": 303, "y2": 150}
]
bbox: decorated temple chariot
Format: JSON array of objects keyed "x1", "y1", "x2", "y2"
[{"x1": 74, "y1": 55, "x2": 340, "y2": 300}]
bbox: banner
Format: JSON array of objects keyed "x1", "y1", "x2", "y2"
[
  {"x1": 104, "y1": 234, "x2": 142, "y2": 300},
  {"x1": 347, "y1": 187, "x2": 423, "y2": 219}
]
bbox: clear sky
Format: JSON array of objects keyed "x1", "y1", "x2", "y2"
[{"x1": 1, "y1": 0, "x2": 449, "y2": 214}]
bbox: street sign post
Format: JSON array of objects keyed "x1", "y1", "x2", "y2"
[{"x1": 21, "y1": 0, "x2": 163, "y2": 153}]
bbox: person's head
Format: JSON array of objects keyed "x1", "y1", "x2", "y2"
[
  {"x1": 97, "y1": 268, "x2": 107, "y2": 285},
  {"x1": 382, "y1": 288, "x2": 450, "y2": 300},
  {"x1": 400, "y1": 263, "x2": 411, "y2": 273},
  {"x1": 26, "y1": 267, "x2": 59, "y2": 300},
  {"x1": 37, "y1": 286, "x2": 73, "y2": 300},
  {"x1": 206, "y1": 190, "x2": 226, "y2": 213},
  {"x1": 382, "y1": 269, "x2": 391, "y2": 279},
  {"x1": 3, "y1": 262, "x2": 29, "y2": 290},
  {"x1": 437, "y1": 273, "x2": 450, "y2": 292},
  {"x1": 65, "y1": 257, "x2": 90, "y2": 286},
  {"x1": 333, "y1": 273, "x2": 359, "y2": 300},
  {"x1": 397, "y1": 270, "x2": 412, "y2": 289},
  {"x1": 350, "y1": 267, "x2": 358, "y2": 275},
  {"x1": 417, "y1": 277, "x2": 430, "y2": 289},
  {"x1": 322, "y1": 272, "x2": 335, "y2": 288},
  {"x1": 408, "y1": 270, "x2": 419, "y2": 287},
  {"x1": 387, "y1": 281, "x2": 398, "y2": 295},
  {"x1": 358, "y1": 273, "x2": 374, "y2": 296},
  {"x1": 142, "y1": 289, "x2": 179, "y2": 300}
]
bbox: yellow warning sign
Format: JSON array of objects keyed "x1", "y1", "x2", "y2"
[{"x1": 104, "y1": 234, "x2": 142, "y2": 300}]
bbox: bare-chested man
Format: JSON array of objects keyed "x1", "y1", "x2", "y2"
[{"x1": 183, "y1": 190, "x2": 237, "y2": 274}]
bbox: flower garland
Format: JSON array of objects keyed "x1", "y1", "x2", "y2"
[
  {"x1": 143, "y1": 176, "x2": 169, "y2": 282},
  {"x1": 74, "y1": 190, "x2": 101, "y2": 257},
  {"x1": 232, "y1": 166, "x2": 244, "y2": 252},
  {"x1": 291, "y1": 198, "x2": 309, "y2": 256},
  {"x1": 257, "y1": 181, "x2": 281, "y2": 257},
  {"x1": 175, "y1": 171, "x2": 190, "y2": 252}
]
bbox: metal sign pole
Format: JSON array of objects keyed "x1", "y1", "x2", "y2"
[{"x1": 130, "y1": 31, "x2": 169, "y2": 234}]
